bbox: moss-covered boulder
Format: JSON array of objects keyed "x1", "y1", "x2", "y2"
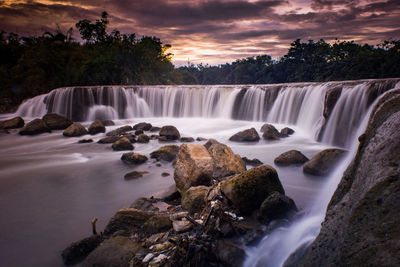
[
  {"x1": 112, "y1": 137, "x2": 133, "y2": 151},
  {"x1": 221, "y1": 165, "x2": 284, "y2": 215},
  {"x1": 61, "y1": 235, "x2": 104, "y2": 265},
  {"x1": 88, "y1": 120, "x2": 105, "y2": 135},
  {"x1": 143, "y1": 215, "x2": 172, "y2": 234},
  {"x1": 42, "y1": 113, "x2": 72, "y2": 130},
  {"x1": 303, "y1": 148, "x2": 346, "y2": 176},
  {"x1": 137, "y1": 133, "x2": 150, "y2": 143},
  {"x1": 207, "y1": 142, "x2": 246, "y2": 178},
  {"x1": 121, "y1": 152, "x2": 147, "y2": 165},
  {"x1": 259, "y1": 191, "x2": 297, "y2": 223},
  {"x1": 229, "y1": 128, "x2": 260, "y2": 142},
  {"x1": 0, "y1": 116, "x2": 24, "y2": 129},
  {"x1": 274, "y1": 150, "x2": 309, "y2": 166},
  {"x1": 63, "y1": 123, "x2": 88, "y2": 137},
  {"x1": 150, "y1": 145, "x2": 180, "y2": 162},
  {"x1": 181, "y1": 185, "x2": 210, "y2": 214},
  {"x1": 19, "y1": 118, "x2": 51, "y2": 135}
]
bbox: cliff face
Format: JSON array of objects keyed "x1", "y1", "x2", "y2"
[{"x1": 300, "y1": 89, "x2": 400, "y2": 266}]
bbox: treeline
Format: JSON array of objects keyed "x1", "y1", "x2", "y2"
[
  {"x1": 1, "y1": 11, "x2": 400, "y2": 109},
  {"x1": 176, "y1": 39, "x2": 400, "y2": 84}
]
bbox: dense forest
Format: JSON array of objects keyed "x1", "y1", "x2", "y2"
[{"x1": 1, "y1": 11, "x2": 399, "y2": 110}]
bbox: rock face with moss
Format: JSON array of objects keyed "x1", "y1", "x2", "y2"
[{"x1": 300, "y1": 89, "x2": 400, "y2": 266}]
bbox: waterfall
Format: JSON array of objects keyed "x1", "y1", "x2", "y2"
[{"x1": 15, "y1": 79, "x2": 400, "y2": 147}]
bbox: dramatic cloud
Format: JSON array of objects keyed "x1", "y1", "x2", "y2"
[{"x1": 0, "y1": 0, "x2": 399, "y2": 65}]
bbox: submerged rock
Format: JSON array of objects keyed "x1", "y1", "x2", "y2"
[
  {"x1": 112, "y1": 137, "x2": 133, "y2": 151},
  {"x1": 121, "y1": 152, "x2": 147, "y2": 165},
  {"x1": 42, "y1": 113, "x2": 72, "y2": 130},
  {"x1": 78, "y1": 139, "x2": 93, "y2": 143},
  {"x1": 0, "y1": 116, "x2": 24, "y2": 129},
  {"x1": 88, "y1": 120, "x2": 106, "y2": 135},
  {"x1": 180, "y1": 137, "x2": 195, "y2": 142},
  {"x1": 274, "y1": 150, "x2": 309, "y2": 166},
  {"x1": 229, "y1": 128, "x2": 260, "y2": 142},
  {"x1": 303, "y1": 148, "x2": 347, "y2": 176},
  {"x1": 63, "y1": 123, "x2": 88, "y2": 137},
  {"x1": 124, "y1": 171, "x2": 149, "y2": 180},
  {"x1": 97, "y1": 136, "x2": 120, "y2": 144},
  {"x1": 159, "y1": 125, "x2": 181, "y2": 140},
  {"x1": 106, "y1": 125, "x2": 132, "y2": 136},
  {"x1": 261, "y1": 123, "x2": 280, "y2": 140},
  {"x1": 61, "y1": 235, "x2": 104, "y2": 266},
  {"x1": 150, "y1": 145, "x2": 180, "y2": 162},
  {"x1": 19, "y1": 118, "x2": 51, "y2": 135}
]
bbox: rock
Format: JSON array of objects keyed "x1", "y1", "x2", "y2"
[
  {"x1": 172, "y1": 220, "x2": 193, "y2": 233},
  {"x1": 19, "y1": 118, "x2": 51, "y2": 135},
  {"x1": 221, "y1": 165, "x2": 284, "y2": 215},
  {"x1": 137, "y1": 134, "x2": 150, "y2": 143},
  {"x1": 196, "y1": 137, "x2": 207, "y2": 141},
  {"x1": 112, "y1": 137, "x2": 134, "y2": 151},
  {"x1": 101, "y1": 120, "x2": 115, "y2": 126},
  {"x1": 158, "y1": 136, "x2": 169, "y2": 142},
  {"x1": 261, "y1": 124, "x2": 280, "y2": 140},
  {"x1": 259, "y1": 191, "x2": 297, "y2": 222},
  {"x1": 143, "y1": 253, "x2": 155, "y2": 263},
  {"x1": 150, "y1": 145, "x2": 180, "y2": 162},
  {"x1": 106, "y1": 125, "x2": 132, "y2": 136},
  {"x1": 149, "y1": 254, "x2": 168, "y2": 266},
  {"x1": 204, "y1": 138, "x2": 220, "y2": 150},
  {"x1": 121, "y1": 152, "x2": 147, "y2": 165},
  {"x1": 150, "y1": 241, "x2": 173, "y2": 251},
  {"x1": 82, "y1": 236, "x2": 143, "y2": 267},
  {"x1": 301, "y1": 89, "x2": 400, "y2": 267},
  {"x1": 133, "y1": 122, "x2": 153, "y2": 131},
  {"x1": 63, "y1": 123, "x2": 88, "y2": 137},
  {"x1": 61, "y1": 235, "x2": 104, "y2": 265},
  {"x1": 174, "y1": 144, "x2": 214, "y2": 192},
  {"x1": 214, "y1": 239, "x2": 246, "y2": 267},
  {"x1": 42, "y1": 113, "x2": 72, "y2": 130},
  {"x1": 130, "y1": 197, "x2": 159, "y2": 212},
  {"x1": 274, "y1": 150, "x2": 309, "y2": 166},
  {"x1": 97, "y1": 136, "x2": 120, "y2": 144},
  {"x1": 160, "y1": 185, "x2": 181, "y2": 202},
  {"x1": 124, "y1": 171, "x2": 149, "y2": 180},
  {"x1": 78, "y1": 139, "x2": 93, "y2": 143},
  {"x1": 207, "y1": 142, "x2": 246, "y2": 178},
  {"x1": 303, "y1": 148, "x2": 346, "y2": 176},
  {"x1": 180, "y1": 137, "x2": 195, "y2": 142},
  {"x1": 150, "y1": 126, "x2": 161, "y2": 132},
  {"x1": 161, "y1": 172, "x2": 170, "y2": 177},
  {"x1": 134, "y1": 129, "x2": 144, "y2": 135},
  {"x1": 280, "y1": 127, "x2": 295, "y2": 137},
  {"x1": 229, "y1": 128, "x2": 260, "y2": 142},
  {"x1": 0, "y1": 116, "x2": 24, "y2": 129},
  {"x1": 88, "y1": 120, "x2": 105, "y2": 135},
  {"x1": 159, "y1": 125, "x2": 180, "y2": 140},
  {"x1": 122, "y1": 133, "x2": 136, "y2": 143},
  {"x1": 323, "y1": 86, "x2": 342, "y2": 119},
  {"x1": 150, "y1": 134, "x2": 158, "y2": 140},
  {"x1": 143, "y1": 215, "x2": 172, "y2": 234},
  {"x1": 242, "y1": 157, "x2": 263, "y2": 166},
  {"x1": 181, "y1": 186, "x2": 210, "y2": 214},
  {"x1": 103, "y1": 208, "x2": 153, "y2": 235}
]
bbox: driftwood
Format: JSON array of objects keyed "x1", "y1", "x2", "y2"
[{"x1": 91, "y1": 217, "x2": 98, "y2": 235}]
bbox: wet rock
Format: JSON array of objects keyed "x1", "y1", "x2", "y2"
[
  {"x1": 101, "y1": 120, "x2": 115, "y2": 126},
  {"x1": 134, "y1": 129, "x2": 144, "y2": 135},
  {"x1": 137, "y1": 133, "x2": 150, "y2": 143},
  {"x1": 19, "y1": 118, "x2": 51, "y2": 135},
  {"x1": 180, "y1": 137, "x2": 195, "y2": 142},
  {"x1": 207, "y1": 142, "x2": 246, "y2": 178},
  {"x1": 214, "y1": 239, "x2": 246, "y2": 267},
  {"x1": 143, "y1": 215, "x2": 172, "y2": 234},
  {"x1": 150, "y1": 145, "x2": 180, "y2": 162},
  {"x1": 172, "y1": 220, "x2": 193, "y2": 233},
  {"x1": 106, "y1": 125, "x2": 132, "y2": 136},
  {"x1": 82, "y1": 236, "x2": 143, "y2": 267},
  {"x1": 174, "y1": 144, "x2": 213, "y2": 192},
  {"x1": 303, "y1": 148, "x2": 347, "y2": 176},
  {"x1": 121, "y1": 152, "x2": 147, "y2": 165},
  {"x1": 261, "y1": 124, "x2": 280, "y2": 140},
  {"x1": 323, "y1": 86, "x2": 342, "y2": 119},
  {"x1": 274, "y1": 150, "x2": 309, "y2": 166},
  {"x1": 133, "y1": 122, "x2": 152, "y2": 131},
  {"x1": 196, "y1": 137, "x2": 207, "y2": 141},
  {"x1": 242, "y1": 157, "x2": 263, "y2": 166},
  {"x1": 204, "y1": 138, "x2": 220, "y2": 150},
  {"x1": 229, "y1": 128, "x2": 260, "y2": 142},
  {"x1": 121, "y1": 133, "x2": 136, "y2": 143},
  {"x1": 130, "y1": 197, "x2": 159, "y2": 212},
  {"x1": 42, "y1": 113, "x2": 72, "y2": 130},
  {"x1": 150, "y1": 126, "x2": 161, "y2": 132},
  {"x1": 88, "y1": 120, "x2": 106, "y2": 135},
  {"x1": 221, "y1": 165, "x2": 284, "y2": 215},
  {"x1": 280, "y1": 127, "x2": 295, "y2": 137},
  {"x1": 0, "y1": 116, "x2": 24, "y2": 129},
  {"x1": 97, "y1": 136, "x2": 120, "y2": 144},
  {"x1": 61, "y1": 235, "x2": 104, "y2": 265},
  {"x1": 149, "y1": 254, "x2": 168, "y2": 266},
  {"x1": 181, "y1": 185, "x2": 210, "y2": 214},
  {"x1": 161, "y1": 172, "x2": 170, "y2": 177},
  {"x1": 124, "y1": 171, "x2": 149, "y2": 180},
  {"x1": 112, "y1": 137, "x2": 134, "y2": 151},
  {"x1": 160, "y1": 185, "x2": 181, "y2": 202},
  {"x1": 63, "y1": 123, "x2": 88, "y2": 137},
  {"x1": 159, "y1": 125, "x2": 181, "y2": 140},
  {"x1": 259, "y1": 191, "x2": 297, "y2": 223},
  {"x1": 103, "y1": 208, "x2": 153, "y2": 235},
  {"x1": 78, "y1": 139, "x2": 93, "y2": 143}
]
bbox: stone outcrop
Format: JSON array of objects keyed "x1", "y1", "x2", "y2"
[
  {"x1": 207, "y1": 141, "x2": 246, "y2": 178},
  {"x1": 159, "y1": 125, "x2": 180, "y2": 140},
  {"x1": 63, "y1": 123, "x2": 88, "y2": 137},
  {"x1": 274, "y1": 150, "x2": 309, "y2": 166},
  {"x1": 88, "y1": 120, "x2": 105, "y2": 135},
  {"x1": 150, "y1": 145, "x2": 180, "y2": 162},
  {"x1": 303, "y1": 148, "x2": 346, "y2": 176},
  {"x1": 19, "y1": 118, "x2": 51, "y2": 135},
  {"x1": 42, "y1": 113, "x2": 72, "y2": 130},
  {"x1": 229, "y1": 128, "x2": 260, "y2": 142},
  {"x1": 0, "y1": 116, "x2": 24, "y2": 129}
]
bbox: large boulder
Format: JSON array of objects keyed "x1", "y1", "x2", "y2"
[
  {"x1": 42, "y1": 113, "x2": 72, "y2": 130},
  {"x1": 19, "y1": 118, "x2": 51, "y2": 135},
  {"x1": 174, "y1": 144, "x2": 214, "y2": 193},
  {"x1": 82, "y1": 236, "x2": 143, "y2": 267},
  {"x1": 63, "y1": 123, "x2": 88, "y2": 137},
  {"x1": 121, "y1": 152, "x2": 147, "y2": 165},
  {"x1": 88, "y1": 120, "x2": 105, "y2": 135},
  {"x1": 103, "y1": 208, "x2": 153, "y2": 235},
  {"x1": 159, "y1": 125, "x2": 181, "y2": 140},
  {"x1": 61, "y1": 235, "x2": 104, "y2": 266},
  {"x1": 112, "y1": 137, "x2": 133, "y2": 151},
  {"x1": 181, "y1": 186, "x2": 210, "y2": 214},
  {"x1": 0, "y1": 116, "x2": 24, "y2": 129},
  {"x1": 229, "y1": 128, "x2": 260, "y2": 142},
  {"x1": 142, "y1": 215, "x2": 172, "y2": 234},
  {"x1": 261, "y1": 123, "x2": 280, "y2": 140},
  {"x1": 259, "y1": 191, "x2": 297, "y2": 223},
  {"x1": 106, "y1": 125, "x2": 132, "y2": 136},
  {"x1": 300, "y1": 89, "x2": 400, "y2": 266},
  {"x1": 221, "y1": 165, "x2": 284, "y2": 215},
  {"x1": 133, "y1": 122, "x2": 152, "y2": 131},
  {"x1": 207, "y1": 142, "x2": 246, "y2": 178},
  {"x1": 303, "y1": 148, "x2": 346, "y2": 176},
  {"x1": 274, "y1": 150, "x2": 309, "y2": 166},
  {"x1": 150, "y1": 145, "x2": 180, "y2": 162}
]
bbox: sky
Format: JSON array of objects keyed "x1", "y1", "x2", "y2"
[{"x1": 0, "y1": 0, "x2": 399, "y2": 66}]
